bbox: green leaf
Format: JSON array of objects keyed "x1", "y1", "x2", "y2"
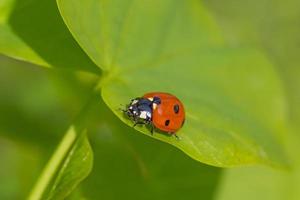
[
  {"x1": 57, "y1": 0, "x2": 223, "y2": 71},
  {"x1": 204, "y1": 0, "x2": 300, "y2": 123},
  {"x1": 0, "y1": 55, "x2": 99, "y2": 147},
  {"x1": 57, "y1": 0, "x2": 288, "y2": 167},
  {"x1": 0, "y1": 0, "x2": 100, "y2": 73},
  {"x1": 101, "y1": 48, "x2": 288, "y2": 168},
  {"x1": 215, "y1": 166, "x2": 289, "y2": 200},
  {"x1": 28, "y1": 126, "x2": 93, "y2": 200},
  {"x1": 215, "y1": 130, "x2": 300, "y2": 200},
  {"x1": 204, "y1": 0, "x2": 300, "y2": 199}
]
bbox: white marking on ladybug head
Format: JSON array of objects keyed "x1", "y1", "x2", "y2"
[{"x1": 147, "y1": 97, "x2": 153, "y2": 101}]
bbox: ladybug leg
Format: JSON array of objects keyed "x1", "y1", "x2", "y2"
[
  {"x1": 146, "y1": 120, "x2": 154, "y2": 135},
  {"x1": 133, "y1": 121, "x2": 145, "y2": 127},
  {"x1": 174, "y1": 134, "x2": 181, "y2": 140},
  {"x1": 150, "y1": 123, "x2": 154, "y2": 135},
  {"x1": 118, "y1": 107, "x2": 126, "y2": 113}
]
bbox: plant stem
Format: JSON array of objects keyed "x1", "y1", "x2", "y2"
[{"x1": 27, "y1": 126, "x2": 77, "y2": 200}]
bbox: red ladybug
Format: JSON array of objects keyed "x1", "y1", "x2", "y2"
[{"x1": 123, "y1": 92, "x2": 185, "y2": 138}]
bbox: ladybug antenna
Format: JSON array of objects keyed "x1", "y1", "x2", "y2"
[{"x1": 117, "y1": 104, "x2": 127, "y2": 113}]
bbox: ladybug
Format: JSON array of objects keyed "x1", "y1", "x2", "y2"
[{"x1": 123, "y1": 92, "x2": 185, "y2": 138}]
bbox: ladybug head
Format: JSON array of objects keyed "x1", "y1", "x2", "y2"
[
  {"x1": 125, "y1": 98, "x2": 140, "y2": 118},
  {"x1": 125, "y1": 98, "x2": 152, "y2": 120}
]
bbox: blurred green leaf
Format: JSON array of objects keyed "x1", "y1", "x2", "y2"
[
  {"x1": 0, "y1": 55, "x2": 98, "y2": 146},
  {"x1": 203, "y1": 0, "x2": 300, "y2": 199},
  {"x1": 214, "y1": 120, "x2": 300, "y2": 200},
  {"x1": 28, "y1": 127, "x2": 93, "y2": 200},
  {"x1": 215, "y1": 130, "x2": 300, "y2": 200},
  {"x1": 0, "y1": 138, "x2": 44, "y2": 200},
  {"x1": 0, "y1": 0, "x2": 100, "y2": 73},
  {"x1": 0, "y1": 55, "x2": 98, "y2": 199},
  {"x1": 57, "y1": 0, "x2": 288, "y2": 167},
  {"x1": 215, "y1": 166, "x2": 290, "y2": 200}
]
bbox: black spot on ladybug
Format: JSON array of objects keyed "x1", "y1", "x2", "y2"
[
  {"x1": 153, "y1": 96, "x2": 161, "y2": 105},
  {"x1": 173, "y1": 104, "x2": 179, "y2": 114},
  {"x1": 165, "y1": 119, "x2": 170, "y2": 126}
]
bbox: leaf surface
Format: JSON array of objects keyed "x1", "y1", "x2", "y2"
[
  {"x1": 0, "y1": 0, "x2": 100, "y2": 73},
  {"x1": 28, "y1": 127, "x2": 93, "y2": 200},
  {"x1": 57, "y1": 0, "x2": 288, "y2": 167}
]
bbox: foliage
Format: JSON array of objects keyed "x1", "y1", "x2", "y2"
[{"x1": 0, "y1": 0, "x2": 299, "y2": 199}]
